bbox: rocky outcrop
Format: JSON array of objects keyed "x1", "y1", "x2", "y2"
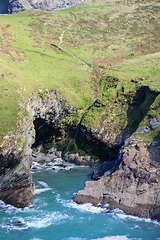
[
  {"x1": 1, "y1": 87, "x2": 159, "y2": 215},
  {"x1": 74, "y1": 143, "x2": 160, "y2": 220},
  {"x1": 0, "y1": 90, "x2": 75, "y2": 208},
  {"x1": 0, "y1": 0, "x2": 87, "y2": 14},
  {"x1": 0, "y1": 150, "x2": 35, "y2": 208},
  {"x1": 32, "y1": 147, "x2": 95, "y2": 166},
  {"x1": 9, "y1": 0, "x2": 25, "y2": 13},
  {"x1": 80, "y1": 86, "x2": 159, "y2": 149},
  {"x1": 26, "y1": 90, "x2": 75, "y2": 148}
]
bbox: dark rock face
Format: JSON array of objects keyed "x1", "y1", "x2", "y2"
[
  {"x1": 74, "y1": 143, "x2": 160, "y2": 220},
  {"x1": 9, "y1": 0, "x2": 25, "y2": 14},
  {"x1": 0, "y1": 90, "x2": 75, "y2": 208},
  {"x1": 0, "y1": 0, "x2": 9, "y2": 14},
  {"x1": 5, "y1": 0, "x2": 88, "y2": 14},
  {"x1": 0, "y1": 151, "x2": 35, "y2": 208},
  {"x1": 27, "y1": 90, "x2": 75, "y2": 149},
  {"x1": 0, "y1": 0, "x2": 25, "y2": 14}
]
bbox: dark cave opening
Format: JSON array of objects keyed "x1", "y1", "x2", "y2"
[
  {"x1": 31, "y1": 118, "x2": 62, "y2": 149},
  {"x1": 31, "y1": 85, "x2": 160, "y2": 162}
]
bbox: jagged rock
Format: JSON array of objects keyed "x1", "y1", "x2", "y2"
[
  {"x1": 26, "y1": 90, "x2": 75, "y2": 149},
  {"x1": 74, "y1": 143, "x2": 160, "y2": 220},
  {"x1": 0, "y1": 0, "x2": 88, "y2": 14},
  {"x1": 150, "y1": 118, "x2": 160, "y2": 130},
  {"x1": 91, "y1": 160, "x2": 117, "y2": 180},
  {"x1": 64, "y1": 152, "x2": 95, "y2": 166},
  {"x1": 0, "y1": 151, "x2": 35, "y2": 208},
  {"x1": 74, "y1": 179, "x2": 105, "y2": 205},
  {"x1": 9, "y1": 0, "x2": 25, "y2": 13}
]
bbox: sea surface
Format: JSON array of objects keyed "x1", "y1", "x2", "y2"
[{"x1": 0, "y1": 159, "x2": 160, "y2": 240}]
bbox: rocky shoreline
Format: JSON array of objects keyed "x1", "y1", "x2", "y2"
[
  {"x1": 74, "y1": 141, "x2": 160, "y2": 221},
  {"x1": 0, "y1": 89, "x2": 160, "y2": 221},
  {"x1": 0, "y1": 150, "x2": 35, "y2": 208}
]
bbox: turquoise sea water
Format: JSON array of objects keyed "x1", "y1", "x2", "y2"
[{"x1": 0, "y1": 161, "x2": 160, "y2": 240}]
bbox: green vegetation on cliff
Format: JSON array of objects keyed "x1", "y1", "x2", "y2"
[{"x1": 0, "y1": 0, "x2": 160, "y2": 147}]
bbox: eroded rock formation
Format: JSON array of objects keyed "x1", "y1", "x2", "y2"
[
  {"x1": 0, "y1": 150, "x2": 35, "y2": 208},
  {"x1": 0, "y1": 88, "x2": 160, "y2": 220},
  {"x1": 74, "y1": 142, "x2": 160, "y2": 220},
  {"x1": 0, "y1": 90, "x2": 75, "y2": 208}
]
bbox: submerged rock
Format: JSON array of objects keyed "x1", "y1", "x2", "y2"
[{"x1": 74, "y1": 143, "x2": 160, "y2": 221}]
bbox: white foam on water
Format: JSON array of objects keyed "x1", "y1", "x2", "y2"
[
  {"x1": 35, "y1": 188, "x2": 52, "y2": 194},
  {"x1": 0, "y1": 211, "x2": 70, "y2": 231},
  {"x1": 103, "y1": 203, "x2": 110, "y2": 208},
  {"x1": 30, "y1": 238, "x2": 43, "y2": 240},
  {"x1": 64, "y1": 238, "x2": 86, "y2": 240},
  {"x1": 68, "y1": 202, "x2": 106, "y2": 214},
  {"x1": 26, "y1": 212, "x2": 70, "y2": 229},
  {"x1": 32, "y1": 158, "x2": 89, "y2": 173},
  {"x1": 55, "y1": 194, "x2": 160, "y2": 227},
  {"x1": 0, "y1": 200, "x2": 33, "y2": 214},
  {"x1": 64, "y1": 237, "x2": 130, "y2": 240},
  {"x1": 92, "y1": 236, "x2": 130, "y2": 240},
  {"x1": 111, "y1": 208, "x2": 160, "y2": 225},
  {"x1": 37, "y1": 181, "x2": 49, "y2": 188},
  {"x1": 55, "y1": 194, "x2": 105, "y2": 214}
]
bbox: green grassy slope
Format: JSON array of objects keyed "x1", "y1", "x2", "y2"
[{"x1": 0, "y1": 0, "x2": 160, "y2": 145}]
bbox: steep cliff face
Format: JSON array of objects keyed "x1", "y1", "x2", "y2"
[
  {"x1": 73, "y1": 86, "x2": 160, "y2": 220},
  {"x1": 0, "y1": 151, "x2": 35, "y2": 208},
  {"x1": 0, "y1": 90, "x2": 75, "y2": 208},
  {"x1": 26, "y1": 90, "x2": 75, "y2": 148},
  {"x1": 0, "y1": 88, "x2": 160, "y2": 218}
]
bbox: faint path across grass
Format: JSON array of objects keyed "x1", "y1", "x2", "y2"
[
  {"x1": 58, "y1": 12, "x2": 90, "y2": 67},
  {"x1": 59, "y1": 12, "x2": 76, "y2": 48}
]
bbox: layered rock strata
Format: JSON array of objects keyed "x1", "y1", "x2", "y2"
[
  {"x1": 0, "y1": 150, "x2": 35, "y2": 208},
  {"x1": 0, "y1": 90, "x2": 75, "y2": 207},
  {"x1": 74, "y1": 143, "x2": 160, "y2": 220}
]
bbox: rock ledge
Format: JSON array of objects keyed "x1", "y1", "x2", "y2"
[{"x1": 74, "y1": 143, "x2": 160, "y2": 220}]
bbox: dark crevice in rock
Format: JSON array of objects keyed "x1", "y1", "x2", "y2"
[
  {"x1": 75, "y1": 125, "x2": 119, "y2": 162},
  {"x1": 32, "y1": 118, "x2": 62, "y2": 149},
  {"x1": 0, "y1": 151, "x2": 20, "y2": 179},
  {"x1": 126, "y1": 86, "x2": 159, "y2": 132},
  {"x1": 31, "y1": 86, "x2": 159, "y2": 164}
]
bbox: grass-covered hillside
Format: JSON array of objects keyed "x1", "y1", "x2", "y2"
[{"x1": 0, "y1": 0, "x2": 160, "y2": 146}]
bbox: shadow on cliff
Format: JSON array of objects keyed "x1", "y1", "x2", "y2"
[
  {"x1": 115, "y1": 86, "x2": 159, "y2": 145},
  {"x1": 32, "y1": 118, "x2": 62, "y2": 149},
  {"x1": 31, "y1": 86, "x2": 159, "y2": 162}
]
